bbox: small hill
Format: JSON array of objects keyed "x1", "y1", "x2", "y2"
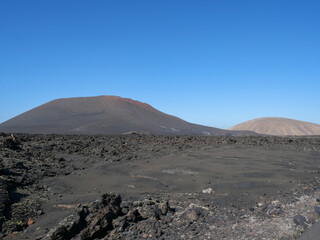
[
  {"x1": 229, "y1": 117, "x2": 320, "y2": 136},
  {"x1": 0, "y1": 96, "x2": 254, "y2": 136}
]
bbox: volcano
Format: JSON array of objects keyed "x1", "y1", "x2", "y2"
[
  {"x1": 229, "y1": 117, "x2": 320, "y2": 136},
  {"x1": 0, "y1": 96, "x2": 254, "y2": 136}
]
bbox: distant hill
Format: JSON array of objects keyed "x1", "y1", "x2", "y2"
[
  {"x1": 229, "y1": 117, "x2": 320, "y2": 136},
  {"x1": 0, "y1": 96, "x2": 255, "y2": 136}
]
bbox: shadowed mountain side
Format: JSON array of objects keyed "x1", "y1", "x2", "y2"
[
  {"x1": 229, "y1": 117, "x2": 320, "y2": 136},
  {"x1": 0, "y1": 96, "x2": 255, "y2": 136}
]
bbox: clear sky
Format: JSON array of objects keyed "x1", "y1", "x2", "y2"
[{"x1": 1, "y1": 0, "x2": 319, "y2": 129}]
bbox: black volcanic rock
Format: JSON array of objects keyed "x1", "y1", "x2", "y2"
[{"x1": 0, "y1": 96, "x2": 254, "y2": 136}]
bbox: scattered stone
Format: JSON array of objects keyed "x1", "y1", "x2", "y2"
[
  {"x1": 0, "y1": 179, "x2": 10, "y2": 232},
  {"x1": 202, "y1": 188, "x2": 214, "y2": 194},
  {"x1": 37, "y1": 210, "x2": 44, "y2": 215},
  {"x1": 45, "y1": 193, "x2": 174, "y2": 240},
  {"x1": 159, "y1": 200, "x2": 169, "y2": 215},
  {"x1": 293, "y1": 214, "x2": 307, "y2": 226},
  {"x1": 138, "y1": 203, "x2": 161, "y2": 219},
  {"x1": 185, "y1": 209, "x2": 199, "y2": 222},
  {"x1": 27, "y1": 218, "x2": 34, "y2": 226},
  {"x1": 120, "y1": 201, "x2": 133, "y2": 209},
  {"x1": 133, "y1": 201, "x2": 143, "y2": 207},
  {"x1": 183, "y1": 205, "x2": 208, "y2": 223},
  {"x1": 2, "y1": 136, "x2": 20, "y2": 150},
  {"x1": 126, "y1": 209, "x2": 142, "y2": 222},
  {"x1": 209, "y1": 225, "x2": 216, "y2": 231},
  {"x1": 314, "y1": 206, "x2": 320, "y2": 216}
]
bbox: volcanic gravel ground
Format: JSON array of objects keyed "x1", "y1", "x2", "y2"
[{"x1": 0, "y1": 133, "x2": 320, "y2": 239}]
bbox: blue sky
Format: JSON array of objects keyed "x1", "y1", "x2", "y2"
[{"x1": 1, "y1": 0, "x2": 319, "y2": 129}]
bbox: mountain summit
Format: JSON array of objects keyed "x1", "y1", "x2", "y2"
[
  {"x1": 229, "y1": 117, "x2": 320, "y2": 136},
  {"x1": 0, "y1": 96, "x2": 254, "y2": 136}
]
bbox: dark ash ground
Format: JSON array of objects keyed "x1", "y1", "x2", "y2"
[{"x1": 1, "y1": 133, "x2": 320, "y2": 239}]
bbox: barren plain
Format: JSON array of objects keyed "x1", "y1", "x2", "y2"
[{"x1": 1, "y1": 133, "x2": 320, "y2": 239}]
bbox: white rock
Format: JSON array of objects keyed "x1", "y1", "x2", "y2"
[{"x1": 202, "y1": 187, "x2": 214, "y2": 194}]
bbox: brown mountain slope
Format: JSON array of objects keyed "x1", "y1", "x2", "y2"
[
  {"x1": 229, "y1": 117, "x2": 320, "y2": 136},
  {"x1": 0, "y1": 96, "x2": 255, "y2": 136}
]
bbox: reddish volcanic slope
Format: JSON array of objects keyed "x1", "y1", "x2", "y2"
[
  {"x1": 0, "y1": 96, "x2": 255, "y2": 136},
  {"x1": 229, "y1": 117, "x2": 320, "y2": 136}
]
